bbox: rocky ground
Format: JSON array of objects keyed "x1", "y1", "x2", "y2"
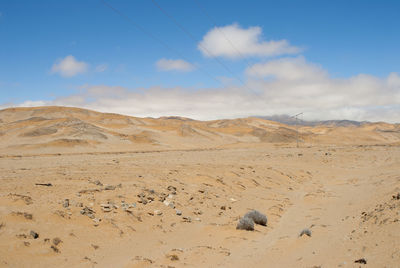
[{"x1": 0, "y1": 144, "x2": 399, "y2": 267}]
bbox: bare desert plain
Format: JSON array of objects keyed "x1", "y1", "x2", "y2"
[{"x1": 0, "y1": 106, "x2": 399, "y2": 268}]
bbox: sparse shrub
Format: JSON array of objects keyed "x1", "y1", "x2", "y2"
[
  {"x1": 299, "y1": 228, "x2": 312, "y2": 237},
  {"x1": 244, "y1": 210, "x2": 268, "y2": 226},
  {"x1": 236, "y1": 217, "x2": 254, "y2": 231}
]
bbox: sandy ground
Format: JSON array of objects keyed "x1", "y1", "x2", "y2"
[{"x1": 0, "y1": 143, "x2": 399, "y2": 267}]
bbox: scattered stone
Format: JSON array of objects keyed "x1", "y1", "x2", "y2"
[
  {"x1": 138, "y1": 193, "x2": 148, "y2": 204},
  {"x1": 220, "y1": 206, "x2": 226, "y2": 210},
  {"x1": 35, "y1": 183, "x2": 52, "y2": 187},
  {"x1": 8, "y1": 193, "x2": 33, "y2": 205},
  {"x1": 23, "y1": 241, "x2": 30, "y2": 247},
  {"x1": 93, "y1": 180, "x2": 103, "y2": 186},
  {"x1": 30, "y1": 230, "x2": 39, "y2": 239},
  {"x1": 44, "y1": 238, "x2": 50, "y2": 243},
  {"x1": 182, "y1": 216, "x2": 191, "y2": 223},
  {"x1": 244, "y1": 210, "x2": 267, "y2": 226},
  {"x1": 154, "y1": 210, "x2": 163, "y2": 216},
  {"x1": 52, "y1": 237, "x2": 62, "y2": 246},
  {"x1": 91, "y1": 244, "x2": 99, "y2": 250},
  {"x1": 158, "y1": 193, "x2": 168, "y2": 202},
  {"x1": 0, "y1": 223, "x2": 4, "y2": 230},
  {"x1": 11, "y1": 211, "x2": 33, "y2": 220},
  {"x1": 80, "y1": 207, "x2": 95, "y2": 219},
  {"x1": 78, "y1": 189, "x2": 100, "y2": 194},
  {"x1": 354, "y1": 258, "x2": 367, "y2": 264},
  {"x1": 133, "y1": 256, "x2": 154, "y2": 264},
  {"x1": 54, "y1": 210, "x2": 71, "y2": 219},
  {"x1": 104, "y1": 185, "x2": 116, "y2": 191},
  {"x1": 121, "y1": 201, "x2": 136, "y2": 211},
  {"x1": 299, "y1": 228, "x2": 312, "y2": 237},
  {"x1": 392, "y1": 193, "x2": 400, "y2": 200},
  {"x1": 176, "y1": 210, "x2": 182, "y2": 216},
  {"x1": 194, "y1": 210, "x2": 203, "y2": 215},
  {"x1": 63, "y1": 199, "x2": 69, "y2": 208},
  {"x1": 16, "y1": 234, "x2": 28, "y2": 239},
  {"x1": 100, "y1": 204, "x2": 113, "y2": 212},
  {"x1": 167, "y1": 186, "x2": 177, "y2": 194},
  {"x1": 92, "y1": 218, "x2": 101, "y2": 226},
  {"x1": 51, "y1": 245, "x2": 60, "y2": 253},
  {"x1": 167, "y1": 254, "x2": 179, "y2": 261}
]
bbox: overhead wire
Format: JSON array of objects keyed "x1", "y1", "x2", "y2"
[
  {"x1": 192, "y1": 0, "x2": 254, "y2": 68},
  {"x1": 150, "y1": 0, "x2": 256, "y2": 93},
  {"x1": 101, "y1": 0, "x2": 221, "y2": 85}
]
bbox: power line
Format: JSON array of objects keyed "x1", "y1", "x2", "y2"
[
  {"x1": 101, "y1": 0, "x2": 221, "y2": 85},
  {"x1": 150, "y1": 0, "x2": 253, "y2": 91},
  {"x1": 192, "y1": 0, "x2": 254, "y2": 67},
  {"x1": 290, "y1": 112, "x2": 303, "y2": 148}
]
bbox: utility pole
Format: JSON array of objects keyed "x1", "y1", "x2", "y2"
[{"x1": 291, "y1": 112, "x2": 303, "y2": 148}]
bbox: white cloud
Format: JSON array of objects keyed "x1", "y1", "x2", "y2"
[
  {"x1": 156, "y1": 58, "x2": 195, "y2": 72},
  {"x1": 51, "y1": 55, "x2": 88, "y2": 77},
  {"x1": 95, "y1": 64, "x2": 108, "y2": 73},
  {"x1": 7, "y1": 57, "x2": 400, "y2": 123},
  {"x1": 198, "y1": 23, "x2": 301, "y2": 59},
  {"x1": 16, "y1": 100, "x2": 47, "y2": 107},
  {"x1": 246, "y1": 56, "x2": 327, "y2": 81}
]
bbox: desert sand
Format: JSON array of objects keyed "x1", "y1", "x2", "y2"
[{"x1": 0, "y1": 106, "x2": 399, "y2": 267}]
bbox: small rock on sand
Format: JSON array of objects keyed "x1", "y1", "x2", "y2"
[
  {"x1": 30, "y1": 231, "x2": 39, "y2": 239},
  {"x1": 154, "y1": 210, "x2": 163, "y2": 216},
  {"x1": 354, "y1": 258, "x2": 367, "y2": 264},
  {"x1": 52, "y1": 237, "x2": 62, "y2": 245},
  {"x1": 104, "y1": 185, "x2": 116, "y2": 190}
]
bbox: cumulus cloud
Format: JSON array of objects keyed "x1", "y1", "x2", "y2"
[
  {"x1": 198, "y1": 23, "x2": 301, "y2": 59},
  {"x1": 247, "y1": 56, "x2": 327, "y2": 81},
  {"x1": 7, "y1": 57, "x2": 400, "y2": 123},
  {"x1": 51, "y1": 55, "x2": 88, "y2": 77},
  {"x1": 156, "y1": 58, "x2": 195, "y2": 72}
]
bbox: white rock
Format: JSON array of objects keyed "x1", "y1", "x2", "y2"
[{"x1": 154, "y1": 210, "x2": 163, "y2": 216}]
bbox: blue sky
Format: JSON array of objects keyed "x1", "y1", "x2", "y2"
[{"x1": 0, "y1": 0, "x2": 399, "y2": 121}]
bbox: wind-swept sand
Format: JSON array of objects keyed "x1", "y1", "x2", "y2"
[{"x1": 0, "y1": 107, "x2": 399, "y2": 267}]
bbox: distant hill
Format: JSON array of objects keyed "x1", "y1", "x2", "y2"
[
  {"x1": 0, "y1": 106, "x2": 399, "y2": 155},
  {"x1": 256, "y1": 115, "x2": 367, "y2": 127}
]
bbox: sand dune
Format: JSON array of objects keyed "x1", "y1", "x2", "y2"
[{"x1": 0, "y1": 107, "x2": 399, "y2": 267}]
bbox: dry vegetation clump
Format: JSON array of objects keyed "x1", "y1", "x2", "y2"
[
  {"x1": 244, "y1": 210, "x2": 268, "y2": 226},
  {"x1": 236, "y1": 217, "x2": 255, "y2": 231},
  {"x1": 299, "y1": 228, "x2": 312, "y2": 237}
]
